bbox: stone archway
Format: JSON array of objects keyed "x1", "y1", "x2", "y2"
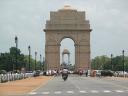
[
  {"x1": 44, "y1": 5, "x2": 92, "y2": 71},
  {"x1": 61, "y1": 49, "x2": 70, "y2": 68}
]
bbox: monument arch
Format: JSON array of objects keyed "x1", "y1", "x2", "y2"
[
  {"x1": 44, "y1": 5, "x2": 92, "y2": 71},
  {"x1": 62, "y1": 49, "x2": 70, "y2": 65}
]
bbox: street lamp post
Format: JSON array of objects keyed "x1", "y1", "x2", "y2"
[
  {"x1": 111, "y1": 54, "x2": 113, "y2": 71},
  {"x1": 28, "y1": 46, "x2": 31, "y2": 71},
  {"x1": 15, "y1": 36, "x2": 18, "y2": 72},
  {"x1": 122, "y1": 50, "x2": 125, "y2": 77},
  {"x1": 35, "y1": 51, "x2": 37, "y2": 71},
  {"x1": 93, "y1": 59, "x2": 95, "y2": 70},
  {"x1": 40, "y1": 54, "x2": 42, "y2": 71},
  {"x1": 43, "y1": 57, "x2": 45, "y2": 71}
]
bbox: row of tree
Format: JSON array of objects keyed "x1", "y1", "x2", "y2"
[
  {"x1": 1, "y1": 47, "x2": 128, "y2": 72},
  {"x1": 0, "y1": 47, "x2": 44, "y2": 72},
  {"x1": 91, "y1": 55, "x2": 128, "y2": 72}
]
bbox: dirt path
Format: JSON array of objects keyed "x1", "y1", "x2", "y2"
[{"x1": 0, "y1": 76, "x2": 53, "y2": 96}]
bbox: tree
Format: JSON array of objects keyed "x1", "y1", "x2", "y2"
[
  {"x1": 0, "y1": 47, "x2": 41, "y2": 72},
  {"x1": 91, "y1": 55, "x2": 110, "y2": 70},
  {"x1": 91, "y1": 55, "x2": 128, "y2": 72},
  {"x1": 0, "y1": 47, "x2": 25, "y2": 71},
  {"x1": 124, "y1": 56, "x2": 128, "y2": 72},
  {"x1": 9, "y1": 47, "x2": 23, "y2": 71},
  {"x1": 0, "y1": 53, "x2": 10, "y2": 71}
]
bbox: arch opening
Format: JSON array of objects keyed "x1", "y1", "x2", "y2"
[{"x1": 60, "y1": 38, "x2": 75, "y2": 71}]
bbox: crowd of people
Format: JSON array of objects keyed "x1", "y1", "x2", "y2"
[{"x1": 44, "y1": 69, "x2": 89, "y2": 77}]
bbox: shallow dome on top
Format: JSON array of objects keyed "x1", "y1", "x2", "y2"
[
  {"x1": 62, "y1": 49, "x2": 70, "y2": 54},
  {"x1": 60, "y1": 5, "x2": 76, "y2": 11}
]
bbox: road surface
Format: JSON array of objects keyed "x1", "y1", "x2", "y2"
[{"x1": 26, "y1": 75, "x2": 128, "y2": 96}]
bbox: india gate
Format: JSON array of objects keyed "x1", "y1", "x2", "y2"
[{"x1": 44, "y1": 5, "x2": 92, "y2": 71}]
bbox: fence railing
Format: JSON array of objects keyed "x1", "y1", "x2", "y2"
[{"x1": 0, "y1": 73, "x2": 34, "y2": 83}]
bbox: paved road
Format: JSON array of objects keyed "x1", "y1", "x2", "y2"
[{"x1": 26, "y1": 75, "x2": 128, "y2": 96}]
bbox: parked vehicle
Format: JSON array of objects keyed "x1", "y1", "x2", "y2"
[
  {"x1": 101, "y1": 70, "x2": 113, "y2": 76},
  {"x1": 33, "y1": 70, "x2": 40, "y2": 77}
]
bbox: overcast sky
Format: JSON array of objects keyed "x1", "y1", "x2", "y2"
[{"x1": 0, "y1": 0, "x2": 128, "y2": 64}]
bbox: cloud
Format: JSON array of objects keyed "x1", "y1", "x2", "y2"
[{"x1": 0, "y1": 0, "x2": 128, "y2": 62}]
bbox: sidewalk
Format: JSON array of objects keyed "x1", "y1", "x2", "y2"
[{"x1": 0, "y1": 76, "x2": 53, "y2": 96}]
